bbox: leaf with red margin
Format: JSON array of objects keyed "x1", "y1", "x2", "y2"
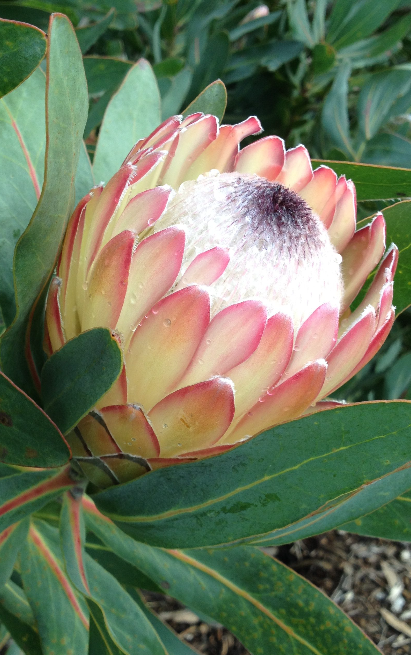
[
  {"x1": 0, "y1": 13, "x2": 89, "y2": 397},
  {"x1": 0, "y1": 518, "x2": 29, "y2": 587},
  {"x1": 60, "y1": 496, "x2": 168, "y2": 655},
  {"x1": 0, "y1": 467, "x2": 76, "y2": 533},
  {"x1": 60, "y1": 492, "x2": 90, "y2": 596},
  {"x1": 0, "y1": 18, "x2": 46, "y2": 98},
  {"x1": 85, "y1": 504, "x2": 381, "y2": 655},
  {"x1": 20, "y1": 520, "x2": 89, "y2": 655},
  {"x1": 0, "y1": 370, "x2": 70, "y2": 467}
]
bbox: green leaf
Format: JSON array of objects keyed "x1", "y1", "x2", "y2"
[
  {"x1": 342, "y1": 487, "x2": 411, "y2": 540},
  {"x1": 321, "y1": 63, "x2": 354, "y2": 158},
  {"x1": 250, "y1": 466, "x2": 411, "y2": 546},
  {"x1": 338, "y1": 13, "x2": 411, "y2": 66},
  {"x1": 186, "y1": 32, "x2": 230, "y2": 104},
  {"x1": 20, "y1": 520, "x2": 89, "y2": 655},
  {"x1": 227, "y1": 39, "x2": 304, "y2": 72},
  {"x1": 130, "y1": 590, "x2": 200, "y2": 655},
  {"x1": 160, "y1": 67, "x2": 192, "y2": 121},
  {"x1": 263, "y1": 40, "x2": 305, "y2": 72},
  {"x1": 92, "y1": 402, "x2": 411, "y2": 548},
  {"x1": 0, "y1": 370, "x2": 70, "y2": 467},
  {"x1": 60, "y1": 492, "x2": 89, "y2": 596},
  {"x1": 380, "y1": 201, "x2": 411, "y2": 315},
  {"x1": 385, "y1": 352, "x2": 411, "y2": 398},
  {"x1": 327, "y1": 0, "x2": 403, "y2": 49},
  {"x1": 312, "y1": 159, "x2": 411, "y2": 201},
  {"x1": 0, "y1": 67, "x2": 46, "y2": 326},
  {"x1": 0, "y1": 602, "x2": 42, "y2": 655},
  {"x1": 88, "y1": 600, "x2": 125, "y2": 655},
  {"x1": 228, "y1": 10, "x2": 281, "y2": 41},
  {"x1": 0, "y1": 580, "x2": 35, "y2": 627},
  {"x1": 75, "y1": 9, "x2": 114, "y2": 54},
  {"x1": 182, "y1": 80, "x2": 227, "y2": 123},
  {"x1": 86, "y1": 536, "x2": 162, "y2": 592},
  {"x1": 84, "y1": 554, "x2": 167, "y2": 655},
  {"x1": 0, "y1": 18, "x2": 46, "y2": 98},
  {"x1": 0, "y1": 14, "x2": 88, "y2": 396},
  {"x1": 362, "y1": 132, "x2": 411, "y2": 169},
  {"x1": 0, "y1": 468, "x2": 75, "y2": 534},
  {"x1": 86, "y1": 514, "x2": 381, "y2": 655},
  {"x1": 287, "y1": 0, "x2": 314, "y2": 46},
  {"x1": 83, "y1": 56, "x2": 132, "y2": 136},
  {"x1": 41, "y1": 328, "x2": 123, "y2": 435},
  {"x1": 0, "y1": 520, "x2": 29, "y2": 588},
  {"x1": 93, "y1": 59, "x2": 161, "y2": 183},
  {"x1": 358, "y1": 68, "x2": 411, "y2": 140},
  {"x1": 311, "y1": 43, "x2": 336, "y2": 75}
]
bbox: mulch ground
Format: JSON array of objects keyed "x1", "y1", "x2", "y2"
[{"x1": 146, "y1": 531, "x2": 411, "y2": 654}]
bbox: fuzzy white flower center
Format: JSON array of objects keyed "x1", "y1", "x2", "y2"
[{"x1": 156, "y1": 172, "x2": 342, "y2": 327}]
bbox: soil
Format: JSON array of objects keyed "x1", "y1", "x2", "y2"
[{"x1": 145, "y1": 531, "x2": 411, "y2": 655}]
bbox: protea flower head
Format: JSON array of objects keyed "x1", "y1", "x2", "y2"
[{"x1": 45, "y1": 113, "x2": 397, "y2": 488}]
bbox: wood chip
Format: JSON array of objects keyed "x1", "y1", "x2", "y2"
[
  {"x1": 381, "y1": 608, "x2": 411, "y2": 638},
  {"x1": 159, "y1": 609, "x2": 200, "y2": 624}
]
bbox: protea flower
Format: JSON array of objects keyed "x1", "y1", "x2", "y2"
[{"x1": 45, "y1": 113, "x2": 397, "y2": 488}]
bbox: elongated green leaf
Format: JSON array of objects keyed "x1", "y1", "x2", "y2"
[
  {"x1": 358, "y1": 68, "x2": 411, "y2": 140},
  {"x1": 186, "y1": 32, "x2": 230, "y2": 105},
  {"x1": 0, "y1": 520, "x2": 29, "y2": 588},
  {"x1": 322, "y1": 63, "x2": 354, "y2": 158},
  {"x1": 250, "y1": 465, "x2": 411, "y2": 546},
  {"x1": 41, "y1": 328, "x2": 122, "y2": 435},
  {"x1": 0, "y1": 68, "x2": 92, "y2": 328},
  {"x1": 228, "y1": 10, "x2": 281, "y2": 41},
  {"x1": 0, "y1": 602, "x2": 42, "y2": 655},
  {"x1": 86, "y1": 513, "x2": 380, "y2": 655},
  {"x1": 130, "y1": 590, "x2": 200, "y2": 655},
  {"x1": 385, "y1": 352, "x2": 411, "y2": 398},
  {"x1": 182, "y1": 80, "x2": 227, "y2": 123},
  {"x1": 0, "y1": 67, "x2": 45, "y2": 326},
  {"x1": 0, "y1": 371, "x2": 70, "y2": 467},
  {"x1": 93, "y1": 59, "x2": 161, "y2": 182},
  {"x1": 60, "y1": 497, "x2": 167, "y2": 654},
  {"x1": 60, "y1": 492, "x2": 89, "y2": 596},
  {"x1": 88, "y1": 600, "x2": 125, "y2": 655},
  {"x1": 0, "y1": 19, "x2": 46, "y2": 98},
  {"x1": 312, "y1": 159, "x2": 411, "y2": 201},
  {"x1": 327, "y1": 0, "x2": 403, "y2": 49},
  {"x1": 362, "y1": 133, "x2": 411, "y2": 169},
  {"x1": 287, "y1": 0, "x2": 314, "y2": 46},
  {"x1": 20, "y1": 520, "x2": 89, "y2": 655},
  {"x1": 0, "y1": 468, "x2": 75, "y2": 534},
  {"x1": 380, "y1": 201, "x2": 411, "y2": 314},
  {"x1": 86, "y1": 537, "x2": 162, "y2": 592},
  {"x1": 92, "y1": 402, "x2": 411, "y2": 548},
  {"x1": 160, "y1": 67, "x2": 192, "y2": 120},
  {"x1": 75, "y1": 9, "x2": 114, "y2": 54},
  {"x1": 84, "y1": 554, "x2": 167, "y2": 655},
  {"x1": 0, "y1": 580, "x2": 35, "y2": 627},
  {"x1": 342, "y1": 488, "x2": 411, "y2": 540},
  {"x1": 83, "y1": 56, "x2": 132, "y2": 136},
  {"x1": 338, "y1": 13, "x2": 411, "y2": 65},
  {"x1": 0, "y1": 14, "x2": 89, "y2": 396}
]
